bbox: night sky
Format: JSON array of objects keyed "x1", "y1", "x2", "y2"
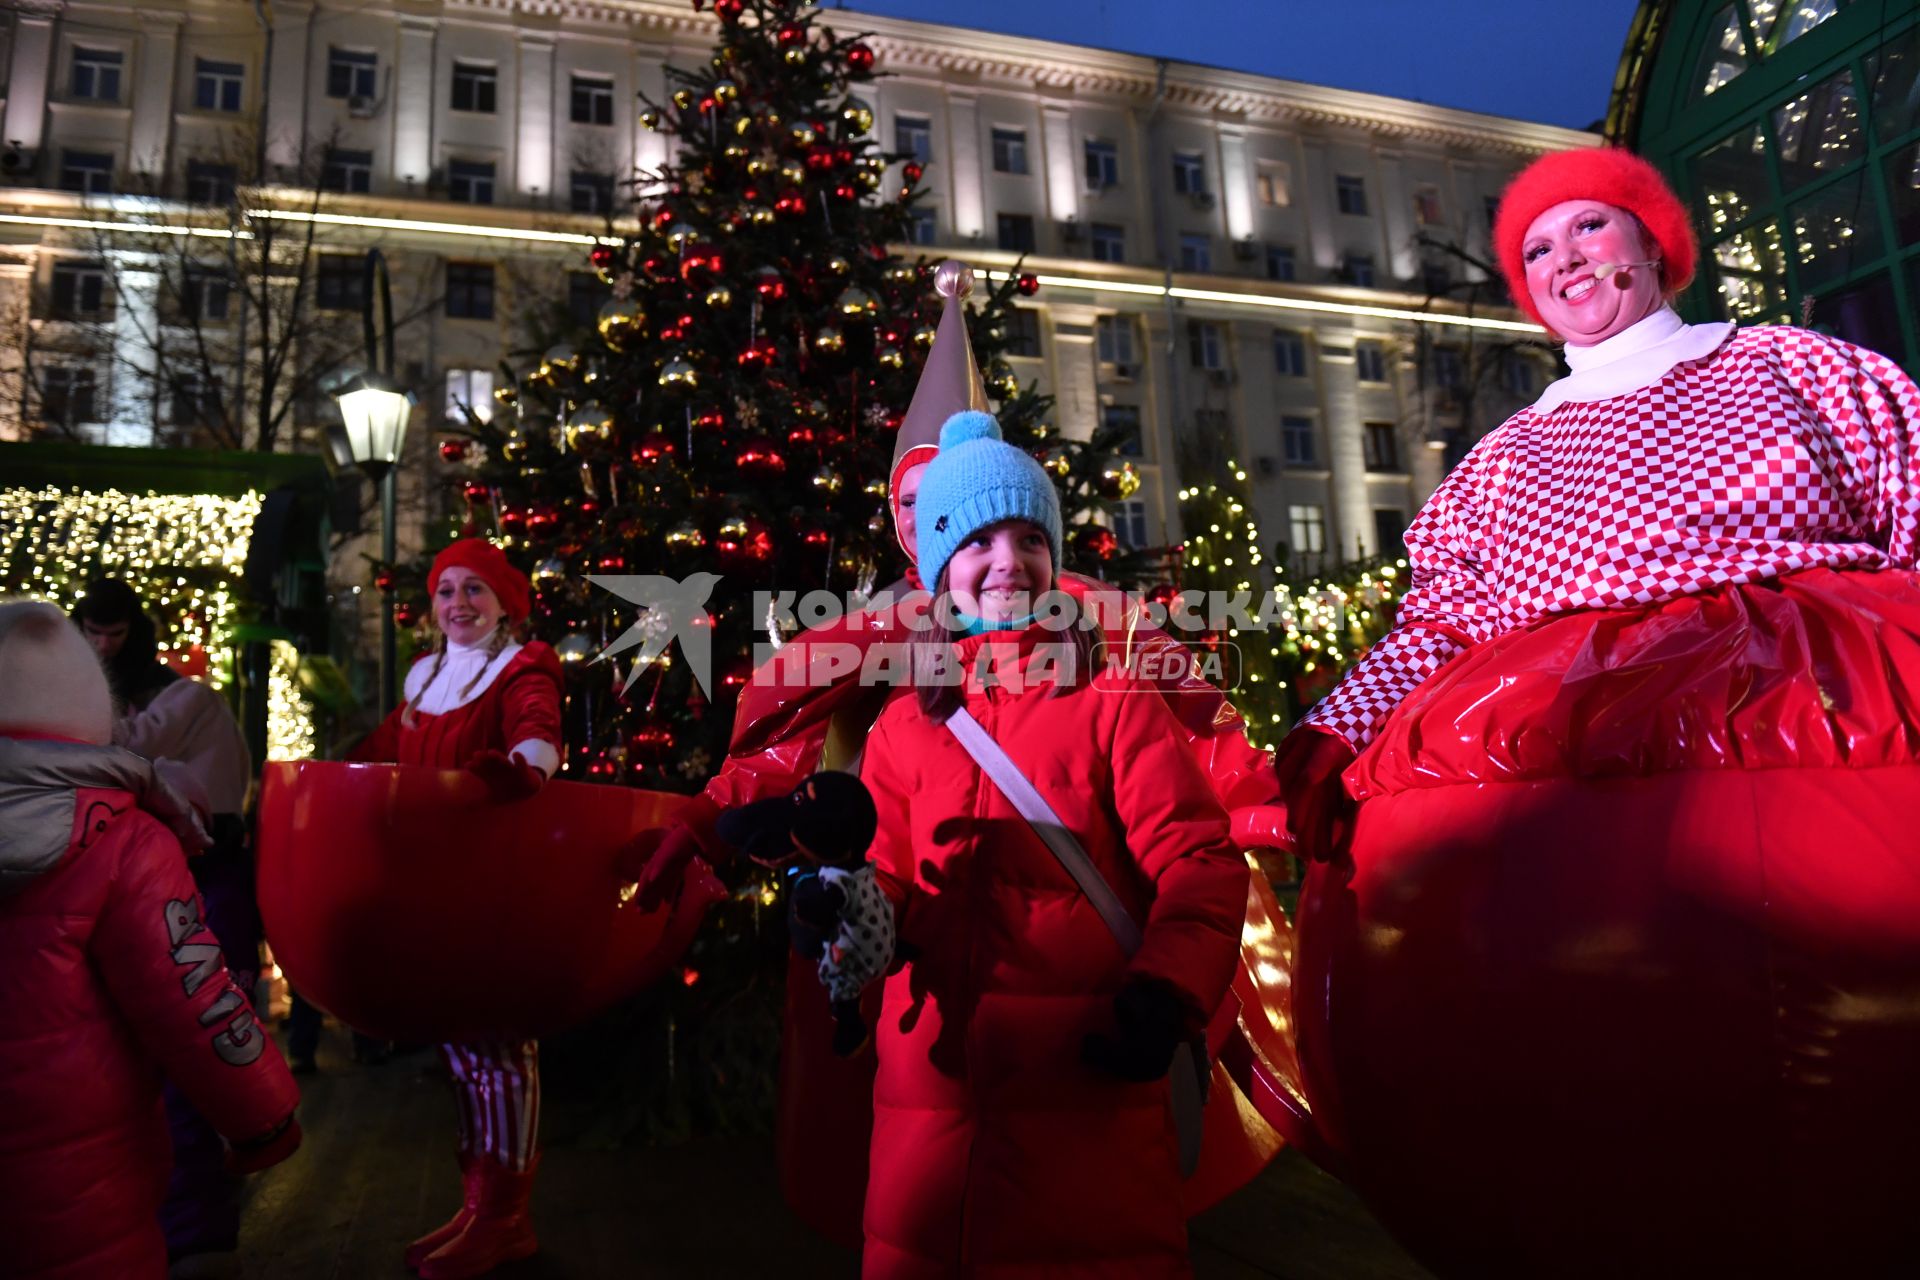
[{"x1": 835, "y1": 0, "x2": 1646, "y2": 132}]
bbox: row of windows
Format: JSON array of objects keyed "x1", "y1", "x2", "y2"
[
  {"x1": 68, "y1": 47, "x2": 245, "y2": 111},
  {"x1": 1280, "y1": 505, "x2": 1409, "y2": 560},
  {"x1": 37, "y1": 255, "x2": 500, "y2": 323}
]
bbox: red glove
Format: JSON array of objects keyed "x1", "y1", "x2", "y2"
[
  {"x1": 615, "y1": 822, "x2": 706, "y2": 912},
  {"x1": 226, "y1": 1115, "x2": 302, "y2": 1175},
  {"x1": 1229, "y1": 804, "x2": 1296, "y2": 852},
  {"x1": 465, "y1": 749, "x2": 545, "y2": 802},
  {"x1": 1272, "y1": 726, "x2": 1358, "y2": 862}
]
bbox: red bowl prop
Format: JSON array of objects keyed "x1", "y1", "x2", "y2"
[
  {"x1": 1294, "y1": 768, "x2": 1920, "y2": 1277},
  {"x1": 257, "y1": 761, "x2": 715, "y2": 1044}
]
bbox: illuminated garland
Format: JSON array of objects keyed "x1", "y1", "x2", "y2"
[{"x1": 0, "y1": 485, "x2": 316, "y2": 760}]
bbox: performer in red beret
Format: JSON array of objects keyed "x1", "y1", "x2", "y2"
[
  {"x1": 1273, "y1": 145, "x2": 1920, "y2": 1273},
  {"x1": 351, "y1": 537, "x2": 562, "y2": 1278}
]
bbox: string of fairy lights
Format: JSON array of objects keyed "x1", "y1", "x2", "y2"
[{"x1": 0, "y1": 485, "x2": 315, "y2": 760}]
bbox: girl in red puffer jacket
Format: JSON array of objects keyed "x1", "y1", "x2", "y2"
[
  {"x1": 856, "y1": 413, "x2": 1250, "y2": 1278},
  {"x1": 350, "y1": 538, "x2": 562, "y2": 1280},
  {"x1": 0, "y1": 602, "x2": 301, "y2": 1279}
]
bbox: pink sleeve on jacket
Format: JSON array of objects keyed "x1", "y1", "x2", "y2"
[
  {"x1": 498, "y1": 643, "x2": 564, "y2": 757},
  {"x1": 1101, "y1": 679, "x2": 1249, "y2": 1023},
  {"x1": 1300, "y1": 433, "x2": 1507, "y2": 752},
  {"x1": 90, "y1": 808, "x2": 298, "y2": 1146},
  {"x1": 1787, "y1": 331, "x2": 1920, "y2": 567}
]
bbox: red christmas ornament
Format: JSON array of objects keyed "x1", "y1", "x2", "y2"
[
  {"x1": 736, "y1": 340, "x2": 777, "y2": 369},
  {"x1": 629, "y1": 720, "x2": 674, "y2": 763},
  {"x1": 694, "y1": 410, "x2": 727, "y2": 431},
  {"x1": 651, "y1": 207, "x2": 676, "y2": 229},
  {"x1": 833, "y1": 183, "x2": 857, "y2": 203},
  {"x1": 777, "y1": 21, "x2": 806, "y2": 47},
  {"x1": 439, "y1": 439, "x2": 469, "y2": 463},
  {"x1": 903, "y1": 161, "x2": 924, "y2": 185},
  {"x1": 786, "y1": 424, "x2": 817, "y2": 447},
  {"x1": 714, "y1": 0, "x2": 744, "y2": 21},
  {"x1": 847, "y1": 41, "x2": 875, "y2": 73},
  {"x1": 699, "y1": 95, "x2": 718, "y2": 115},
  {"x1": 462, "y1": 480, "x2": 492, "y2": 506},
  {"x1": 753, "y1": 266, "x2": 787, "y2": 300},
  {"x1": 834, "y1": 146, "x2": 854, "y2": 167},
  {"x1": 590, "y1": 243, "x2": 618, "y2": 270},
  {"x1": 374, "y1": 569, "x2": 396, "y2": 593},
  {"x1": 1017, "y1": 272, "x2": 1041, "y2": 297},
  {"x1": 801, "y1": 524, "x2": 831, "y2": 547},
  {"x1": 498, "y1": 507, "x2": 527, "y2": 535},
  {"x1": 527, "y1": 504, "x2": 560, "y2": 534},
  {"x1": 774, "y1": 189, "x2": 807, "y2": 217},
  {"x1": 1073, "y1": 525, "x2": 1120, "y2": 560},
  {"x1": 393, "y1": 601, "x2": 421, "y2": 628},
  {"x1": 805, "y1": 145, "x2": 836, "y2": 173},
  {"x1": 1145, "y1": 582, "x2": 1180, "y2": 611},
  {"x1": 586, "y1": 759, "x2": 619, "y2": 780},
  {"x1": 735, "y1": 438, "x2": 787, "y2": 475},
  {"x1": 596, "y1": 552, "x2": 628, "y2": 572},
  {"x1": 630, "y1": 430, "x2": 679, "y2": 464}
]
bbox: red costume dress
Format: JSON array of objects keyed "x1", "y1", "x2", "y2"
[
  {"x1": 354, "y1": 640, "x2": 563, "y2": 1176},
  {"x1": 861, "y1": 627, "x2": 1250, "y2": 1278}
]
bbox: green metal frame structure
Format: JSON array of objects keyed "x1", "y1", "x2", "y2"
[{"x1": 1610, "y1": 0, "x2": 1920, "y2": 376}]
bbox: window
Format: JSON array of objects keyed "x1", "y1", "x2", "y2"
[
  {"x1": 1374, "y1": 508, "x2": 1407, "y2": 556},
  {"x1": 451, "y1": 61, "x2": 497, "y2": 113},
  {"x1": 1266, "y1": 244, "x2": 1297, "y2": 282},
  {"x1": 1114, "y1": 500, "x2": 1150, "y2": 550},
  {"x1": 1344, "y1": 254, "x2": 1376, "y2": 288},
  {"x1": 894, "y1": 114, "x2": 932, "y2": 165},
  {"x1": 448, "y1": 160, "x2": 495, "y2": 205},
  {"x1": 1273, "y1": 330, "x2": 1308, "y2": 377},
  {"x1": 193, "y1": 59, "x2": 244, "y2": 112},
  {"x1": 170, "y1": 372, "x2": 223, "y2": 427},
  {"x1": 1003, "y1": 309, "x2": 1041, "y2": 358},
  {"x1": 1336, "y1": 173, "x2": 1369, "y2": 216},
  {"x1": 1187, "y1": 320, "x2": 1224, "y2": 370},
  {"x1": 567, "y1": 271, "x2": 610, "y2": 326},
  {"x1": 1178, "y1": 233, "x2": 1212, "y2": 273},
  {"x1": 1257, "y1": 161, "x2": 1291, "y2": 207},
  {"x1": 316, "y1": 255, "x2": 366, "y2": 311},
  {"x1": 181, "y1": 267, "x2": 231, "y2": 323},
  {"x1": 1172, "y1": 151, "x2": 1206, "y2": 195},
  {"x1": 1432, "y1": 347, "x2": 1467, "y2": 390},
  {"x1": 1281, "y1": 415, "x2": 1316, "y2": 467},
  {"x1": 570, "y1": 170, "x2": 614, "y2": 214},
  {"x1": 996, "y1": 213, "x2": 1035, "y2": 254},
  {"x1": 990, "y1": 127, "x2": 1028, "y2": 175},
  {"x1": 445, "y1": 262, "x2": 496, "y2": 320},
  {"x1": 1096, "y1": 315, "x2": 1136, "y2": 366},
  {"x1": 71, "y1": 47, "x2": 122, "y2": 102},
  {"x1": 60, "y1": 151, "x2": 113, "y2": 195},
  {"x1": 1501, "y1": 350, "x2": 1538, "y2": 396},
  {"x1": 1090, "y1": 223, "x2": 1125, "y2": 264},
  {"x1": 1364, "y1": 421, "x2": 1402, "y2": 472},
  {"x1": 185, "y1": 161, "x2": 236, "y2": 206},
  {"x1": 906, "y1": 207, "x2": 936, "y2": 245},
  {"x1": 1412, "y1": 183, "x2": 1444, "y2": 226},
  {"x1": 51, "y1": 261, "x2": 110, "y2": 319},
  {"x1": 41, "y1": 367, "x2": 98, "y2": 425},
  {"x1": 1355, "y1": 340, "x2": 1388, "y2": 383},
  {"x1": 327, "y1": 48, "x2": 377, "y2": 100},
  {"x1": 445, "y1": 368, "x2": 495, "y2": 424},
  {"x1": 1101, "y1": 403, "x2": 1143, "y2": 456},
  {"x1": 1289, "y1": 503, "x2": 1327, "y2": 555},
  {"x1": 1084, "y1": 139, "x2": 1119, "y2": 189},
  {"x1": 570, "y1": 74, "x2": 614, "y2": 125},
  {"x1": 321, "y1": 148, "x2": 372, "y2": 194}
]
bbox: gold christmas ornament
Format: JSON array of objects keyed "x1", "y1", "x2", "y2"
[
  {"x1": 885, "y1": 263, "x2": 917, "y2": 285},
  {"x1": 842, "y1": 104, "x2": 875, "y2": 134},
  {"x1": 779, "y1": 161, "x2": 806, "y2": 186},
  {"x1": 713, "y1": 79, "x2": 740, "y2": 104},
  {"x1": 565, "y1": 403, "x2": 615, "y2": 452},
  {"x1": 704, "y1": 284, "x2": 734, "y2": 309},
  {"x1": 862, "y1": 477, "x2": 889, "y2": 498},
  {"x1": 749, "y1": 205, "x2": 776, "y2": 226},
  {"x1": 556, "y1": 632, "x2": 593, "y2": 664},
  {"x1": 733, "y1": 114, "x2": 754, "y2": 137},
  {"x1": 854, "y1": 168, "x2": 881, "y2": 191},
  {"x1": 658, "y1": 358, "x2": 699, "y2": 390},
  {"x1": 746, "y1": 155, "x2": 773, "y2": 178},
  {"x1": 533, "y1": 557, "x2": 566, "y2": 587},
  {"x1": 912, "y1": 324, "x2": 937, "y2": 349},
  {"x1": 868, "y1": 512, "x2": 889, "y2": 535},
  {"x1": 784, "y1": 46, "x2": 809, "y2": 65},
  {"x1": 812, "y1": 466, "x2": 844, "y2": 494},
  {"x1": 639, "y1": 108, "x2": 662, "y2": 131},
  {"x1": 835, "y1": 286, "x2": 878, "y2": 319},
  {"x1": 717, "y1": 514, "x2": 750, "y2": 541},
  {"x1": 501, "y1": 431, "x2": 529, "y2": 463},
  {"x1": 763, "y1": 109, "x2": 784, "y2": 129},
  {"x1": 672, "y1": 88, "x2": 695, "y2": 111},
  {"x1": 665, "y1": 521, "x2": 706, "y2": 549},
  {"x1": 722, "y1": 143, "x2": 748, "y2": 161},
  {"x1": 1097, "y1": 458, "x2": 1143, "y2": 501},
  {"x1": 666, "y1": 222, "x2": 698, "y2": 247},
  {"x1": 493, "y1": 381, "x2": 520, "y2": 408},
  {"x1": 827, "y1": 255, "x2": 852, "y2": 276},
  {"x1": 543, "y1": 343, "x2": 582, "y2": 376},
  {"x1": 876, "y1": 344, "x2": 905, "y2": 369},
  {"x1": 1042, "y1": 446, "x2": 1073, "y2": 478},
  {"x1": 813, "y1": 326, "x2": 846, "y2": 354},
  {"x1": 596, "y1": 298, "x2": 646, "y2": 351}
]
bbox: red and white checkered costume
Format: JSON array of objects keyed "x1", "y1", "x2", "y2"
[{"x1": 1304, "y1": 325, "x2": 1920, "y2": 752}]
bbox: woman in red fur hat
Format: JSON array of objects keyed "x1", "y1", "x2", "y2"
[
  {"x1": 1271, "y1": 146, "x2": 1920, "y2": 1273},
  {"x1": 352, "y1": 537, "x2": 562, "y2": 1279}
]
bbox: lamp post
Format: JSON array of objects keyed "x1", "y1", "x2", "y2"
[{"x1": 333, "y1": 249, "x2": 412, "y2": 715}]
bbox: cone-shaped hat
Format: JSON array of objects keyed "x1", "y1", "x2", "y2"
[{"x1": 889, "y1": 260, "x2": 990, "y2": 557}]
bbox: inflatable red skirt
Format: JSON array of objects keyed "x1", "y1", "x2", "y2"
[
  {"x1": 775, "y1": 857, "x2": 1304, "y2": 1245},
  {"x1": 1294, "y1": 568, "x2": 1920, "y2": 1278},
  {"x1": 256, "y1": 762, "x2": 718, "y2": 1044}
]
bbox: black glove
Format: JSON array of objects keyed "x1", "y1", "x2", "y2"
[{"x1": 1082, "y1": 979, "x2": 1190, "y2": 1082}]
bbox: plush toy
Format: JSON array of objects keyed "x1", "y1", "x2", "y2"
[{"x1": 718, "y1": 771, "x2": 894, "y2": 1055}]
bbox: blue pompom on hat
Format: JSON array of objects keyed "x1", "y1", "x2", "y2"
[{"x1": 913, "y1": 410, "x2": 1064, "y2": 590}]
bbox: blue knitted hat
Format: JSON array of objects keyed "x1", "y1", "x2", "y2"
[{"x1": 914, "y1": 410, "x2": 1063, "y2": 590}]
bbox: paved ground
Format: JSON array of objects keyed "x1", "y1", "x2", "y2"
[{"x1": 234, "y1": 1019, "x2": 1434, "y2": 1279}]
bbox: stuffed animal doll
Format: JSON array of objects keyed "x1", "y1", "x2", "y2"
[{"x1": 717, "y1": 771, "x2": 894, "y2": 1055}]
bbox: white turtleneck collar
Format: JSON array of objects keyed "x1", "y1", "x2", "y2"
[
  {"x1": 406, "y1": 634, "x2": 524, "y2": 716},
  {"x1": 1532, "y1": 307, "x2": 1735, "y2": 414}
]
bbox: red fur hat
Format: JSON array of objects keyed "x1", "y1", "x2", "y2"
[
  {"x1": 427, "y1": 538, "x2": 531, "y2": 623},
  {"x1": 1493, "y1": 147, "x2": 1698, "y2": 328}
]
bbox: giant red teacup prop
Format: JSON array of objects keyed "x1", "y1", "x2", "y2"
[{"x1": 257, "y1": 761, "x2": 713, "y2": 1044}]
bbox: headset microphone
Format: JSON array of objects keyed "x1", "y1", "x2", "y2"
[{"x1": 1592, "y1": 259, "x2": 1660, "y2": 281}]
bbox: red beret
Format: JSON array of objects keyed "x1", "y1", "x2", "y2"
[
  {"x1": 1493, "y1": 147, "x2": 1698, "y2": 329},
  {"x1": 427, "y1": 538, "x2": 531, "y2": 623}
]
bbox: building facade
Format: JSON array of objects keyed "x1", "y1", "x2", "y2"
[{"x1": 0, "y1": 0, "x2": 1591, "y2": 571}]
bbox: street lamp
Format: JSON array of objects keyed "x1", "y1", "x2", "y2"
[{"x1": 333, "y1": 249, "x2": 412, "y2": 715}]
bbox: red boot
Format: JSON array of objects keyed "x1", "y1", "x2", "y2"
[
  {"x1": 403, "y1": 1152, "x2": 480, "y2": 1271},
  {"x1": 415, "y1": 1154, "x2": 539, "y2": 1279}
]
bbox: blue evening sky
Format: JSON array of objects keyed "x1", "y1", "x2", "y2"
[{"x1": 835, "y1": 0, "x2": 1645, "y2": 131}]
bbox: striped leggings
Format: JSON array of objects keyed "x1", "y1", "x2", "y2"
[{"x1": 442, "y1": 1039, "x2": 540, "y2": 1172}]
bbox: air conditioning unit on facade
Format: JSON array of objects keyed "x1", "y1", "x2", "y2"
[
  {"x1": 1059, "y1": 219, "x2": 1083, "y2": 243},
  {"x1": 347, "y1": 95, "x2": 379, "y2": 118},
  {"x1": 0, "y1": 143, "x2": 35, "y2": 175},
  {"x1": 1255, "y1": 455, "x2": 1276, "y2": 477},
  {"x1": 1232, "y1": 237, "x2": 1259, "y2": 262},
  {"x1": 1110, "y1": 362, "x2": 1135, "y2": 382},
  {"x1": 1206, "y1": 368, "x2": 1236, "y2": 387},
  {"x1": 1189, "y1": 190, "x2": 1216, "y2": 211}
]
